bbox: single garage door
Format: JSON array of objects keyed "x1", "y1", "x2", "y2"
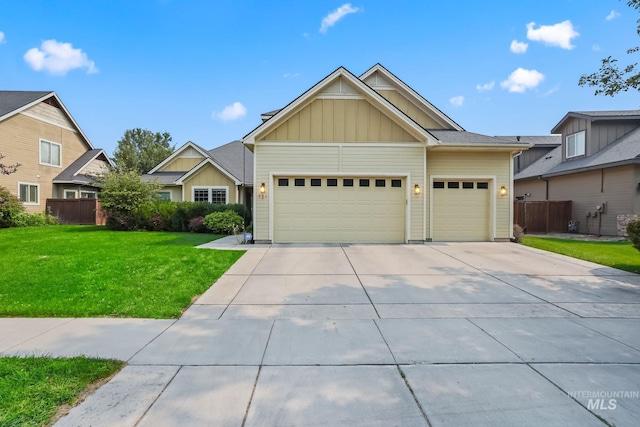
[
  {"x1": 432, "y1": 180, "x2": 490, "y2": 241},
  {"x1": 274, "y1": 177, "x2": 406, "y2": 243}
]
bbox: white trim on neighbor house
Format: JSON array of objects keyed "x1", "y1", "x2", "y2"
[
  {"x1": 243, "y1": 67, "x2": 434, "y2": 147},
  {"x1": 18, "y1": 182, "x2": 40, "y2": 205},
  {"x1": 192, "y1": 186, "x2": 228, "y2": 204},
  {"x1": 80, "y1": 191, "x2": 97, "y2": 199},
  {"x1": 147, "y1": 141, "x2": 211, "y2": 174},
  {"x1": 359, "y1": 64, "x2": 465, "y2": 132},
  {"x1": 39, "y1": 138, "x2": 62, "y2": 168},
  {"x1": 175, "y1": 158, "x2": 241, "y2": 186},
  {"x1": 428, "y1": 175, "x2": 498, "y2": 241},
  {"x1": 268, "y1": 172, "x2": 412, "y2": 244},
  {"x1": 64, "y1": 190, "x2": 77, "y2": 199}
]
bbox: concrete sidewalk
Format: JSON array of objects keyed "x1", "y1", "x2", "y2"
[{"x1": 2, "y1": 242, "x2": 640, "y2": 426}]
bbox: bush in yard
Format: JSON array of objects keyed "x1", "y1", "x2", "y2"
[
  {"x1": 203, "y1": 210, "x2": 243, "y2": 235},
  {"x1": 188, "y1": 216, "x2": 208, "y2": 233},
  {"x1": 627, "y1": 219, "x2": 640, "y2": 252},
  {"x1": 12, "y1": 212, "x2": 59, "y2": 227},
  {"x1": 169, "y1": 202, "x2": 251, "y2": 231},
  {"x1": 147, "y1": 214, "x2": 167, "y2": 231},
  {"x1": 0, "y1": 186, "x2": 24, "y2": 228},
  {"x1": 512, "y1": 224, "x2": 524, "y2": 243},
  {"x1": 98, "y1": 171, "x2": 161, "y2": 230}
]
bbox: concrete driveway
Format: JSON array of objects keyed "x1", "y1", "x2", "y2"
[{"x1": 3, "y1": 242, "x2": 640, "y2": 426}]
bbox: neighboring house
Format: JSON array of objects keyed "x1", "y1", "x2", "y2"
[
  {"x1": 143, "y1": 140, "x2": 253, "y2": 206},
  {"x1": 0, "y1": 91, "x2": 112, "y2": 213},
  {"x1": 514, "y1": 110, "x2": 640, "y2": 236},
  {"x1": 243, "y1": 64, "x2": 529, "y2": 243},
  {"x1": 499, "y1": 135, "x2": 561, "y2": 175}
]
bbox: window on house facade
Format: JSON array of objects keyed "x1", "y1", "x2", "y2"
[
  {"x1": 19, "y1": 183, "x2": 39, "y2": 204},
  {"x1": 193, "y1": 187, "x2": 227, "y2": 204},
  {"x1": 566, "y1": 131, "x2": 585, "y2": 158},
  {"x1": 81, "y1": 191, "x2": 97, "y2": 199},
  {"x1": 64, "y1": 190, "x2": 77, "y2": 199},
  {"x1": 154, "y1": 191, "x2": 171, "y2": 201},
  {"x1": 40, "y1": 140, "x2": 61, "y2": 167}
]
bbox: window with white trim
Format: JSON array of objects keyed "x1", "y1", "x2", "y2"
[
  {"x1": 192, "y1": 187, "x2": 227, "y2": 204},
  {"x1": 40, "y1": 139, "x2": 61, "y2": 167},
  {"x1": 80, "y1": 191, "x2": 97, "y2": 199},
  {"x1": 19, "y1": 183, "x2": 39, "y2": 204},
  {"x1": 64, "y1": 190, "x2": 77, "y2": 199},
  {"x1": 566, "y1": 131, "x2": 585, "y2": 158}
]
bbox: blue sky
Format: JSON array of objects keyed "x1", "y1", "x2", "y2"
[{"x1": 1, "y1": 0, "x2": 638, "y2": 156}]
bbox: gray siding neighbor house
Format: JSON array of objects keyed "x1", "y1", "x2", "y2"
[{"x1": 514, "y1": 110, "x2": 640, "y2": 236}]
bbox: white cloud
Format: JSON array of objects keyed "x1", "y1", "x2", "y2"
[
  {"x1": 500, "y1": 68, "x2": 545, "y2": 93},
  {"x1": 510, "y1": 40, "x2": 528, "y2": 54},
  {"x1": 543, "y1": 84, "x2": 560, "y2": 96},
  {"x1": 24, "y1": 39, "x2": 97, "y2": 75},
  {"x1": 283, "y1": 72, "x2": 300, "y2": 78},
  {"x1": 526, "y1": 20, "x2": 579, "y2": 50},
  {"x1": 213, "y1": 102, "x2": 247, "y2": 121},
  {"x1": 319, "y1": 3, "x2": 360, "y2": 34},
  {"x1": 0, "y1": 32, "x2": 5, "y2": 44},
  {"x1": 449, "y1": 96, "x2": 464, "y2": 107},
  {"x1": 606, "y1": 10, "x2": 620, "y2": 21},
  {"x1": 476, "y1": 81, "x2": 495, "y2": 92},
  {"x1": 592, "y1": 44, "x2": 601, "y2": 51}
]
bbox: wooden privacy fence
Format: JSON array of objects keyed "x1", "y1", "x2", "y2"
[
  {"x1": 514, "y1": 200, "x2": 572, "y2": 233},
  {"x1": 46, "y1": 199, "x2": 107, "y2": 225}
]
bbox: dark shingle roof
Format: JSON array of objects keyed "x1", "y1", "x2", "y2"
[
  {"x1": 573, "y1": 110, "x2": 640, "y2": 118},
  {"x1": 0, "y1": 91, "x2": 52, "y2": 119},
  {"x1": 428, "y1": 130, "x2": 529, "y2": 146},
  {"x1": 53, "y1": 149, "x2": 108, "y2": 185},
  {"x1": 497, "y1": 135, "x2": 561, "y2": 147},
  {"x1": 208, "y1": 140, "x2": 253, "y2": 183},
  {"x1": 141, "y1": 172, "x2": 186, "y2": 184},
  {"x1": 516, "y1": 127, "x2": 640, "y2": 179}
]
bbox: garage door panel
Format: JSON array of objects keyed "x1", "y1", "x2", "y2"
[
  {"x1": 433, "y1": 181, "x2": 490, "y2": 242},
  {"x1": 274, "y1": 176, "x2": 405, "y2": 243}
]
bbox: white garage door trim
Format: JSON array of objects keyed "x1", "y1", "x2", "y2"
[
  {"x1": 429, "y1": 175, "x2": 496, "y2": 241},
  {"x1": 269, "y1": 172, "x2": 412, "y2": 243}
]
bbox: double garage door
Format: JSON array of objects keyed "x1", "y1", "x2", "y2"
[
  {"x1": 274, "y1": 176, "x2": 406, "y2": 243},
  {"x1": 432, "y1": 180, "x2": 491, "y2": 241}
]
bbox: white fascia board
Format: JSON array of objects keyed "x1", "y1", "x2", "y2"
[{"x1": 175, "y1": 158, "x2": 241, "y2": 186}]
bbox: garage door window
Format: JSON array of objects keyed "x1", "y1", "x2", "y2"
[
  {"x1": 343, "y1": 179, "x2": 354, "y2": 187},
  {"x1": 477, "y1": 182, "x2": 489, "y2": 189},
  {"x1": 462, "y1": 182, "x2": 474, "y2": 189},
  {"x1": 278, "y1": 178, "x2": 289, "y2": 186},
  {"x1": 359, "y1": 179, "x2": 370, "y2": 187},
  {"x1": 391, "y1": 179, "x2": 402, "y2": 188},
  {"x1": 375, "y1": 179, "x2": 386, "y2": 187},
  {"x1": 311, "y1": 178, "x2": 322, "y2": 187},
  {"x1": 327, "y1": 179, "x2": 338, "y2": 187},
  {"x1": 433, "y1": 181, "x2": 445, "y2": 189},
  {"x1": 447, "y1": 182, "x2": 459, "y2": 189},
  {"x1": 295, "y1": 178, "x2": 305, "y2": 186}
]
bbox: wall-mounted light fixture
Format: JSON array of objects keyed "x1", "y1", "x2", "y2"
[
  {"x1": 259, "y1": 182, "x2": 266, "y2": 199},
  {"x1": 499, "y1": 185, "x2": 507, "y2": 197},
  {"x1": 414, "y1": 184, "x2": 421, "y2": 195}
]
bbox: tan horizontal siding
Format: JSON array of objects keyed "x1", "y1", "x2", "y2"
[
  {"x1": 22, "y1": 103, "x2": 76, "y2": 130},
  {"x1": 0, "y1": 113, "x2": 91, "y2": 213},
  {"x1": 514, "y1": 179, "x2": 547, "y2": 201},
  {"x1": 427, "y1": 150, "x2": 512, "y2": 239}
]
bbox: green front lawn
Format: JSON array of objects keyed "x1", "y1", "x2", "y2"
[
  {"x1": 0, "y1": 226, "x2": 244, "y2": 318},
  {"x1": 0, "y1": 356, "x2": 124, "y2": 427},
  {"x1": 521, "y1": 236, "x2": 640, "y2": 274}
]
